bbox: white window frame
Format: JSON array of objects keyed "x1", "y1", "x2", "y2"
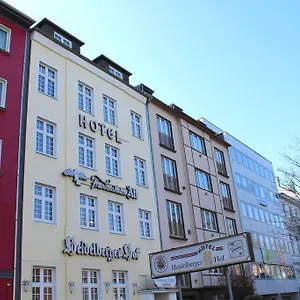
[
  {"x1": 78, "y1": 82, "x2": 93, "y2": 114},
  {"x1": 32, "y1": 267, "x2": 55, "y2": 300},
  {"x1": 139, "y1": 209, "x2": 152, "y2": 239},
  {"x1": 35, "y1": 118, "x2": 56, "y2": 158},
  {"x1": 54, "y1": 31, "x2": 72, "y2": 48},
  {"x1": 220, "y1": 182, "x2": 233, "y2": 210},
  {"x1": 134, "y1": 157, "x2": 147, "y2": 187},
  {"x1": 166, "y1": 200, "x2": 185, "y2": 238},
  {"x1": 108, "y1": 66, "x2": 123, "y2": 79},
  {"x1": 189, "y1": 132, "x2": 205, "y2": 154},
  {"x1": 79, "y1": 194, "x2": 98, "y2": 230},
  {"x1": 201, "y1": 209, "x2": 218, "y2": 231},
  {"x1": 78, "y1": 134, "x2": 95, "y2": 169},
  {"x1": 103, "y1": 95, "x2": 117, "y2": 125},
  {"x1": 195, "y1": 169, "x2": 212, "y2": 192},
  {"x1": 161, "y1": 156, "x2": 179, "y2": 192},
  {"x1": 0, "y1": 77, "x2": 7, "y2": 108},
  {"x1": 0, "y1": 24, "x2": 11, "y2": 52},
  {"x1": 157, "y1": 115, "x2": 174, "y2": 149},
  {"x1": 33, "y1": 183, "x2": 56, "y2": 224},
  {"x1": 81, "y1": 269, "x2": 100, "y2": 300},
  {"x1": 105, "y1": 144, "x2": 120, "y2": 177},
  {"x1": 112, "y1": 271, "x2": 128, "y2": 300},
  {"x1": 108, "y1": 201, "x2": 124, "y2": 234},
  {"x1": 38, "y1": 62, "x2": 57, "y2": 98},
  {"x1": 131, "y1": 111, "x2": 142, "y2": 139}
]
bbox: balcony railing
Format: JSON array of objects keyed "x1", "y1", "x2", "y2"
[
  {"x1": 159, "y1": 132, "x2": 174, "y2": 150},
  {"x1": 216, "y1": 161, "x2": 227, "y2": 176},
  {"x1": 163, "y1": 174, "x2": 179, "y2": 192}
]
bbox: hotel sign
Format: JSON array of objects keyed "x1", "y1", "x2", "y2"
[
  {"x1": 63, "y1": 236, "x2": 140, "y2": 261},
  {"x1": 149, "y1": 232, "x2": 254, "y2": 278},
  {"x1": 62, "y1": 169, "x2": 137, "y2": 199},
  {"x1": 79, "y1": 114, "x2": 122, "y2": 144}
]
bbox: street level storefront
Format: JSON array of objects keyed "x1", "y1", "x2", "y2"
[{"x1": 20, "y1": 18, "x2": 166, "y2": 300}]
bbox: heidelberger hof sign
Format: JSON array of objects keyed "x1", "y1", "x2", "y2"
[
  {"x1": 149, "y1": 232, "x2": 253, "y2": 278},
  {"x1": 62, "y1": 169, "x2": 137, "y2": 200},
  {"x1": 63, "y1": 236, "x2": 140, "y2": 262}
]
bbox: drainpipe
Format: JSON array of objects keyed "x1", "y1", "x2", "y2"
[
  {"x1": 13, "y1": 29, "x2": 31, "y2": 300},
  {"x1": 145, "y1": 97, "x2": 163, "y2": 251}
]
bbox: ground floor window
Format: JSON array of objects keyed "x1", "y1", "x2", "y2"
[{"x1": 81, "y1": 269, "x2": 100, "y2": 300}]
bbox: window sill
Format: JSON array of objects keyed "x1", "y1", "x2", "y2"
[
  {"x1": 141, "y1": 236, "x2": 154, "y2": 240},
  {"x1": 107, "y1": 173, "x2": 122, "y2": 180},
  {"x1": 0, "y1": 48, "x2": 10, "y2": 56},
  {"x1": 224, "y1": 207, "x2": 235, "y2": 213},
  {"x1": 164, "y1": 187, "x2": 182, "y2": 195},
  {"x1": 196, "y1": 186, "x2": 213, "y2": 194},
  {"x1": 218, "y1": 171, "x2": 229, "y2": 178},
  {"x1": 36, "y1": 151, "x2": 57, "y2": 159},
  {"x1": 136, "y1": 183, "x2": 149, "y2": 189},
  {"x1": 38, "y1": 91, "x2": 57, "y2": 100},
  {"x1": 79, "y1": 108, "x2": 94, "y2": 116},
  {"x1": 34, "y1": 219, "x2": 56, "y2": 225},
  {"x1": 159, "y1": 143, "x2": 176, "y2": 153},
  {"x1": 169, "y1": 235, "x2": 188, "y2": 241},
  {"x1": 104, "y1": 120, "x2": 118, "y2": 128},
  {"x1": 80, "y1": 226, "x2": 99, "y2": 232},
  {"x1": 109, "y1": 231, "x2": 125, "y2": 235},
  {"x1": 0, "y1": 106, "x2": 6, "y2": 112}
]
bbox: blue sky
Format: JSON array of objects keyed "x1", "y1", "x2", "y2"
[{"x1": 9, "y1": 0, "x2": 300, "y2": 173}]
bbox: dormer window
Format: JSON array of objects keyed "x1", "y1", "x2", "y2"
[
  {"x1": 108, "y1": 66, "x2": 123, "y2": 79},
  {"x1": 54, "y1": 32, "x2": 72, "y2": 48}
]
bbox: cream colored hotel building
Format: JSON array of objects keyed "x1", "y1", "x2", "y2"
[{"x1": 20, "y1": 19, "x2": 173, "y2": 300}]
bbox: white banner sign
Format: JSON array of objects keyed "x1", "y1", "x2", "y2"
[{"x1": 149, "y1": 232, "x2": 253, "y2": 278}]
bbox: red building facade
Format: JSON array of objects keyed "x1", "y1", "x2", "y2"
[{"x1": 0, "y1": 3, "x2": 34, "y2": 300}]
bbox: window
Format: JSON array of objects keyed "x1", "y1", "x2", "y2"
[
  {"x1": 112, "y1": 271, "x2": 127, "y2": 300},
  {"x1": 38, "y1": 63, "x2": 56, "y2": 98},
  {"x1": 252, "y1": 233, "x2": 259, "y2": 248},
  {"x1": 80, "y1": 194, "x2": 97, "y2": 230},
  {"x1": 201, "y1": 209, "x2": 218, "y2": 231},
  {"x1": 252, "y1": 263, "x2": 259, "y2": 278},
  {"x1": 108, "y1": 66, "x2": 123, "y2": 79},
  {"x1": 220, "y1": 182, "x2": 233, "y2": 210},
  {"x1": 195, "y1": 169, "x2": 212, "y2": 192},
  {"x1": 0, "y1": 24, "x2": 10, "y2": 52},
  {"x1": 226, "y1": 218, "x2": 237, "y2": 235},
  {"x1": 78, "y1": 82, "x2": 93, "y2": 114},
  {"x1": 246, "y1": 204, "x2": 254, "y2": 219},
  {"x1": 241, "y1": 202, "x2": 247, "y2": 217},
  {"x1": 103, "y1": 96, "x2": 116, "y2": 125},
  {"x1": 54, "y1": 31, "x2": 72, "y2": 48},
  {"x1": 157, "y1": 116, "x2": 174, "y2": 150},
  {"x1": 36, "y1": 119, "x2": 56, "y2": 157},
  {"x1": 176, "y1": 274, "x2": 191, "y2": 288},
  {"x1": 79, "y1": 134, "x2": 94, "y2": 169},
  {"x1": 259, "y1": 209, "x2": 265, "y2": 222},
  {"x1": 259, "y1": 264, "x2": 265, "y2": 279},
  {"x1": 259, "y1": 235, "x2": 265, "y2": 248},
  {"x1": 81, "y1": 270, "x2": 99, "y2": 300},
  {"x1": 253, "y1": 206, "x2": 260, "y2": 221},
  {"x1": 161, "y1": 156, "x2": 179, "y2": 192},
  {"x1": 131, "y1": 111, "x2": 142, "y2": 138},
  {"x1": 32, "y1": 267, "x2": 55, "y2": 300},
  {"x1": 0, "y1": 78, "x2": 7, "y2": 108},
  {"x1": 105, "y1": 144, "x2": 120, "y2": 177},
  {"x1": 134, "y1": 157, "x2": 146, "y2": 186},
  {"x1": 108, "y1": 201, "x2": 123, "y2": 234},
  {"x1": 189, "y1": 132, "x2": 205, "y2": 154},
  {"x1": 139, "y1": 209, "x2": 152, "y2": 238},
  {"x1": 34, "y1": 184, "x2": 55, "y2": 223},
  {"x1": 166, "y1": 200, "x2": 184, "y2": 238},
  {"x1": 215, "y1": 148, "x2": 227, "y2": 176}
]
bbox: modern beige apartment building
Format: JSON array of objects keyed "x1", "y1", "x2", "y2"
[
  {"x1": 140, "y1": 86, "x2": 242, "y2": 300},
  {"x1": 19, "y1": 19, "x2": 175, "y2": 300}
]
